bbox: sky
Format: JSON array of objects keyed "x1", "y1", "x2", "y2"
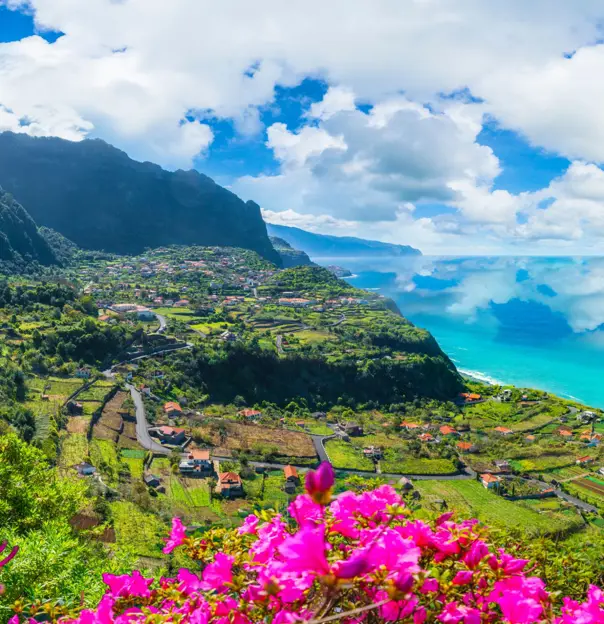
[{"x1": 3, "y1": 2, "x2": 604, "y2": 255}]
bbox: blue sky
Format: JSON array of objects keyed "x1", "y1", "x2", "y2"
[{"x1": 2, "y1": 1, "x2": 604, "y2": 254}]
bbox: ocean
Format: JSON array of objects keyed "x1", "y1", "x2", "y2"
[{"x1": 323, "y1": 256, "x2": 604, "y2": 408}]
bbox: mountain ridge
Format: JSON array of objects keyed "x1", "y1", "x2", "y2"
[
  {"x1": 0, "y1": 132, "x2": 281, "y2": 265},
  {"x1": 266, "y1": 223, "x2": 421, "y2": 258}
]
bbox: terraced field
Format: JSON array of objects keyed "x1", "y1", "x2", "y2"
[{"x1": 415, "y1": 480, "x2": 583, "y2": 536}]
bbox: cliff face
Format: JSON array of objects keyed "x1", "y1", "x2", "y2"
[
  {"x1": 0, "y1": 189, "x2": 57, "y2": 267},
  {"x1": 0, "y1": 132, "x2": 280, "y2": 265}
]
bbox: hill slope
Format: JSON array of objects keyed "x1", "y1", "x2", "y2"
[
  {"x1": 269, "y1": 236, "x2": 314, "y2": 268},
  {"x1": 0, "y1": 132, "x2": 280, "y2": 265},
  {"x1": 267, "y1": 223, "x2": 421, "y2": 258},
  {"x1": 0, "y1": 189, "x2": 57, "y2": 268}
]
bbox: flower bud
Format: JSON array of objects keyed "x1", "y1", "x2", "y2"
[{"x1": 305, "y1": 462, "x2": 335, "y2": 504}]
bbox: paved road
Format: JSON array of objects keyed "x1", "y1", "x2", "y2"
[
  {"x1": 276, "y1": 334, "x2": 284, "y2": 355},
  {"x1": 125, "y1": 383, "x2": 170, "y2": 455},
  {"x1": 310, "y1": 433, "x2": 335, "y2": 463},
  {"x1": 154, "y1": 312, "x2": 167, "y2": 334}
]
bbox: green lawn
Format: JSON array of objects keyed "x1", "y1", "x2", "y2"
[
  {"x1": 122, "y1": 456, "x2": 144, "y2": 479},
  {"x1": 243, "y1": 471, "x2": 292, "y2": 510},
  {"x1": 90, "y1": 439, "x2": 120, "y2": 484},
  {"x1": 324, "y1": 439, "x2": 375, "y2": 471}
]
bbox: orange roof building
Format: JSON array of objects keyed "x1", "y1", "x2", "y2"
[
  {"x1": 284, "y1": 465, "x2": 299, "y2": 481},
  {"x1": 494, "y1": 426, "x2": 513, "y2": 435},
  {"x1": 238, "y1": 408, "x2": 262, "y2": 418},
  {"x1": 440, "y1": 425, "x2": 458, "y2": 436},
  {"x1": 419, "y1": 433, "x2": 434, "y2": 442},
  {"x1": 163, "y1": 401, "x2": 183, "y2": 414},
  {"x1": 457, "y1": 441, "x2": 476, "y2": 452}
]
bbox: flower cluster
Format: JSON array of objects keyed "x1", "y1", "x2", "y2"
[{"x1": 9, "y1": 463, "x2": 604, "y2": 623}]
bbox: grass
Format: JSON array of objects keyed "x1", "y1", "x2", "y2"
[
  {"x1": 324, "y1": 439, "x2": 375, "y2": 471},
  {"x1": 243, "y1": 471, "x2": 293, "y2": 510},
  {"x1": 121, "y1": 449, "x2": 146, "y2": 459},
  {"x1": 415, "y1": 480, "x2": 582, "y2": 536},
  {"x1": 110, "y1": 501, "x2": 167, "y2": 559},
  {"x1": 122, "y1": 456, "x2": 144, "y2": 479},
  {"x1": 59, "y1": 433, "x2": 89, "y2": 468},
  {"x1": 380, "y1": 457, "x2": 457, "y2": 475},
  {"x1": 77, "y1": 384, "x2": 115, "y2": 401},
  {"x1": 90, "y1": 439, "x2": 121, "y2": 484}
]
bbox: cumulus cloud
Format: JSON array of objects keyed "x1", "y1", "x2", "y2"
[{"x1": 2, "y1": 0, "x2": 604, "y2": 169}]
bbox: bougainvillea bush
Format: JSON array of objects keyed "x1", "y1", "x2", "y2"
[{"x1": 7, "y1": 463, "x2": 604, "y2": 623}]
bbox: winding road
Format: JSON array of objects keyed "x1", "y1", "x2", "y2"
[{"x1": 126, "y1": 383, "x2": 170, "y2": 455}]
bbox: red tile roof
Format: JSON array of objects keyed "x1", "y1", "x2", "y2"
[
  {"x1": 480, "y1": 473, "x2": 500, "y2": 484},
  {"x1": 163, "y1": 401, "x2": 182, "y2": 413},
  {"x1": 284, "y1": 465, "x2": 298, "y2": 480}
]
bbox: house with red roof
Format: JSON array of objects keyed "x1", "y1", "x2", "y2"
[
  {"x1": 457, "y1": 441, "x2": 478, "y2": 453},
  {"x1": 480, "y1": 473, "x2": 501, "y2": 489},
  {"x1": 238, "y1": 408, "x2": 262, "y2": 420},
  {"x1": 576, "y1": 456, "x2": 594, "y2": 465},
  {"x1": 163, "y1": 401, "x2": 183, "y2": 417},
  {"x1": 439, "y1": 425, "x2": 458, "y2": 436},
  {"x1": 494, "y1": 426, "x2": 513, "y2": 436},
  {"x1": 153, "y1": 425, "x2": 186, "y2": 445},
  {"x1": 216, "y1": 472, "x2": 243, "y2": 498}
]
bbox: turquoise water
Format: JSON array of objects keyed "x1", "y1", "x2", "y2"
[{"x1": 322, "y1": 256, "x2": 604, "y2": 408}]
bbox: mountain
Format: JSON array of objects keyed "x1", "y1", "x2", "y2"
[
  {"x1": 0, "y1": 189, "x2": 57, "y2": 268},
  {"x1": 0, "y1": 132, "x2": 280, "y2": 265},
  {"x1": 269, "y1": 236, "x2": 314, "y2": 268},
  {"x1": 266, "y1": 223, "x2": 421, "y2": 258}
]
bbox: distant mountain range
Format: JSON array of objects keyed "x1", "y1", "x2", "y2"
[
  {"x1": 0, "y1": 189, "x2": 57, "y2": 269},
  {"x1": 0, "y1": 132, "x2": 280, "y2": 265},
  {"x1": 266, "y1": 223, "x2": 421, "y2": 258}
]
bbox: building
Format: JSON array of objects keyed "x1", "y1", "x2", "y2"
[
  {"x1": 174, "y1": 300, "x2": 190, "y2": 308},
  {"x1": 66, "y1": 400, "x2": 83, "y2": 416},
  {"x1": 342, "y1": 422, "x2": 363, "y2": 437},
  {"x1": 525, "y1": 435, "x2": 536, "y2": 443},
  {"x1": 363, "y1": 446, "x2": 383, "y2": 460},
  {"x1": 493, "y1": 460, "x2": 512, "y2": 473},
  {"x1": 137, "y1": 308, "x2": 156, "y2": 321},
  {"x1": 418, "y1": 432, "x2": 434, "y2": 443},
  {"x1": 599, "y1": 467, "x2": 604, "y2": 476},
  {"x1": 278, "y1": 298, "x2": 316, "y2": 308},
  {"x1": 238, "y1": 408, "x2": 262, "y2": 420},
  {"x1": 153, "y1": 426, "x2": 186, "y2": 445},
  {"x1": 439, "y1": 425, "x2": 458, "y2": 436},
  {"x1": 456, "y1": 441, "x2": 478, "y2": 453},
  {"x1": 75, "y1": 462, "x2": 96, "y2": 476},
  {"x1": 220, "y1": 331, "x2": 238, "y2": 342},
  {"x1": 576, "y1": 456, "x2": 594, "y2": 465},
  {"x1": 459, "y1": 392, "x2": 482, "y2": 404},
  {"x1": 179, "y1": 450, "x2": 212, "y2": 476},
  {"x1": 480, "y1": 473, "x2": 501, "y2": 489},
  {"x1": 578, "y1": 410, "x2": 599, "y2": 424},
  {"x1": 401, "y1": 421, "x2": 421, "y2": 431},
  {"x1": 494, "y1": 426, "x2": 513, "y2": 436},
  {"x1": 284, "y1": 465, "x2": 300, "y2": 494},
  {"x1": 144, "y1": 474, "x2": 162, "y2": 488},
  {"x1": 216, "y1": 472, "x2": 244, "y2": 498},
  {"x1": 163, "y1": 401, "x2": 183, "y2": 417},
  {"x1": 110, "y1": 303, "x2": 138, "y2": 313},
  {"x1": 75, "y1": 367, "x2": 91, "y2": 379}
]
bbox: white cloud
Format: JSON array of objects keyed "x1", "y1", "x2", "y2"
[
  {"x1": 2, "y1": 0, "x2": 604, "y2": 170},
  {"x1": 5, "y1": 0, "x2": 604, "y2": 250}
]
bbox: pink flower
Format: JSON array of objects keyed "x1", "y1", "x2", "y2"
[
  {"x1": 332, "y1": 548, "x2": 373, "y2": 579},
  {"x1": 177, "y1": 568, "x2": 203, "y2": 594},
  {"x1": 288, "y1": 494, "x2": 324, "y2": 526},
  {"x1": 102, "y1": 571, "x2": 152, "y2": 598},
  {"x1": 278, "y1": 524, "x2": 330, "y2": 575},
  {"x1": 163, "y1": 517, "x2": 187, "y2": 554},
  {"x1": 462, "y1": 540, "x2": 490, "y2": 569},
  {"x1": 304, "y1": 462, "x2": 335, "y2": 504},
  {"x1": 452, "y1": 571, "x2": 474, "y2": 586},
  {"x1": 0, "y1": 542, "x2": 19, "y2": 567},
  {"x1": 490, "y1": 577, "x2": 548, "y2": 624},
  {"x1": 238, "y1": 515, "x2": 259, "y2": 535},
  {"x1": 202, "y1": 553, "x2": 234, "y2": 590}
]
